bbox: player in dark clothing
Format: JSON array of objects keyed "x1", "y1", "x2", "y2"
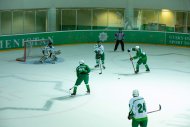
[{"x1": 114, "y1": 28, "x2": 125, "y2": 51}]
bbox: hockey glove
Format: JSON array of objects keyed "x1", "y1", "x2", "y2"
[
  {"x1": 128, "y1": 114, "x2": 132, "y2": 120},
  {"x1": 128, "y1": 112, "x2": 134, "y2": 120},
  {"x1": 130, "y1": 58, "x2": 133, "y2": 61}
]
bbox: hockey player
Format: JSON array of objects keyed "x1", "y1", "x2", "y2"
[
  {"x1": 128, "y1": 89, "x2": 148, "y2": 127},
  {"x1": 42, "y1": 42, "x2": 54, "y2": 56},
  {"x1": 71, "y1": 60, "x2": 91, "y2": 96},
  {"x1": 40, "y1": 42, "x2": 61, "y2": 64},
  {"x1": 114, "y1": 28, "x2": 125, "y2": 51},
  {"x1": 94, "y1": 41, "x2": 105, "y2": 69},
  {"x1": 128, "y1": 46, "x2": 150, "y2": 73}
]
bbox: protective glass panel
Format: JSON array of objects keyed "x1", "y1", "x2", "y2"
[
  {"x1": 13, "y1": 11, "x2": 24, "y2": 34},
  {"x1": 159, "y1": 9, "x2": 175, "y2": 32},
  {"x1": 24, "y1": 10, "x2": 35, "y2": 33},
  {"x1": 92, "y1": 9, "x2": 108, "y2": 30},
  {"x1": 77, "y1": 9, "x2": 91, "y2": 30},
  {"x1": 1, "y1": 11, "x2": 12, "y2": 35},
  {"x1": 36, "y1": 10, "x2": 47, "y2": 32},
  {"x1": 108, "y1": 9, "x2": 124, "y2": 29},
  {"x1": 62, "y1": 10, "x2": 76, "y2": 30}
]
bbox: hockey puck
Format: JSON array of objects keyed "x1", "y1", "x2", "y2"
[{"x1": 118, "y1": 78, "x2": 120, "y2": 79}]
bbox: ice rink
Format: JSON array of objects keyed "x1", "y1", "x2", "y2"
[{"x1": 0, "y1": 43, "x2": 190, "y2": 127}]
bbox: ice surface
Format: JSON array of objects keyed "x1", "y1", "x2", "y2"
[{"x1": 0, "y1": 43, "x2": 190, "y2": 127}]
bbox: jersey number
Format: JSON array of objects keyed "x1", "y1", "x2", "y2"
[{"x1": 137, "y1": 103, "x2": 146, "y2": 113}]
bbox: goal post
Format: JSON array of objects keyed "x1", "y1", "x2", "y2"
[{"x1": 16, "y1": 39, "x2": 51, "y2": 62}]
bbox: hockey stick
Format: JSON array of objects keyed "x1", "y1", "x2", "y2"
[
  {"x1": 69, "y1": 86, "x2": 74, "y2": 90},
  {"x1": 127, "y1": 51, "x2": 136, "y2": 73},
  {"x1": 147, "y1": 104, "x2": 161, "y2": 114},
  {"x1": 99, "y1": 58, "x2": 102, "y2": 74},
  {"x1": 128, "y1": 104, "x2": 161, "y2": 120}
]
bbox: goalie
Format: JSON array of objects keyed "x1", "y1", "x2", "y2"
[{"x1": 40, "y1": 42, "x2": 61, "y2": 64}]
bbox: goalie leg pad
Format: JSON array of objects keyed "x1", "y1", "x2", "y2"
[
  {"x1": 40, "y1": 55, "x2": 48, "y2": 63},
  {"x1": 50, "y1": 54, "x2": 58, "y2": 64},
  {"x1": 39, "y1": 55, "x2": 48, "y2": 63}
]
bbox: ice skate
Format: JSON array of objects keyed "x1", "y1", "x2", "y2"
[
  {"x1": 94, "y1": 64, "x2": 99, "y2": 68},
  {"x1": 71, "y1": 93, "x2": 76, "y2": 96},
  {"x1": 86, "y1": 90, "x2": 90, "y2": 94},
  {"x1": 135, "y1": 70, "x2": 139, "y2": 74},
  {"x1": 146, "y1": 69, "x2": 150, "y2": 72}
]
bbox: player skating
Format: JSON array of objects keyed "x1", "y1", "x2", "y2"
[
  {"x1": 128, "y1": 89, "x2": 148, "y2": 127},
  {"x1": 71, "y1": 60, "x2": 91, "y2": 96},
  {"x1": 40, "y1": 42, "x2": 61, "y2": 64},
  {"x1": 128, "y1": 46, "x2": 150, "y2": 74},
  {"x1": 94, "y1": 41, "x2": 105, "y2": 69}
]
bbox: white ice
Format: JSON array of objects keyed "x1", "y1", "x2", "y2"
[{"x1": 0, "y1": 43, "x2": 190, "y2": 127}]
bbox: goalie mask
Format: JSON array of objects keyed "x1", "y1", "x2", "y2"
[{"x1": 48, "y1": 42, "x2": 53, "y2": 48}]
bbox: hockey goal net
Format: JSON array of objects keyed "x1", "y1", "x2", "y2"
[{"x1": 16, "y1": 39, "x2": 51, "y2": 62}]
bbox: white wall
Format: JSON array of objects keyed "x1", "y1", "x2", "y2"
[
  {"x1": 0, "y1": 0, "x2": 126, "y2": 9},
  {"x1": 131, "y1": 0, "x2": 190, "y2": 11},
  {"x1": 0, "y1": 0, "x2": 190, "y2": 10}
]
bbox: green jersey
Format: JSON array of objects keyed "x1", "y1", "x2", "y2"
[
  {"x1": 132, "y1": 48, "x2": 147, "y2": 60},
  {"x1": 76, "y1": 64, "x2": 90, "y2": 77}
]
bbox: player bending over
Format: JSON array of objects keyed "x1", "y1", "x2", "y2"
[{"x1": 128, "y1": 46, "x2": 150, "y2": 73}]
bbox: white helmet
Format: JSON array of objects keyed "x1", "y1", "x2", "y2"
[
  {"x1": 132, "y1": 89, "x2": 139, "y2": 97},
  {"x1": 135, "y1": 46, "x2": 140, "y2": 49},
  {"x1": 79, "y1": 60, "x2": 84, "y2": 65}
]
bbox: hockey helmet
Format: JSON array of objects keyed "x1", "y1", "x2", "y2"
[
  {"x1": 79, "y1": 60, "x2": 84, "y2": 65},
  {"x1": 132, "y1": 89, "x2": 139, "y2": 97},
  {"x1": 48, "y1": 42, "x2": 53, "y2": 47},
  {"x1": 97, "y1": 41, "x2": 102, "y2": 46},
  {"x1": 135, "y1": 46, "x2": 140, "y2": 50}
]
